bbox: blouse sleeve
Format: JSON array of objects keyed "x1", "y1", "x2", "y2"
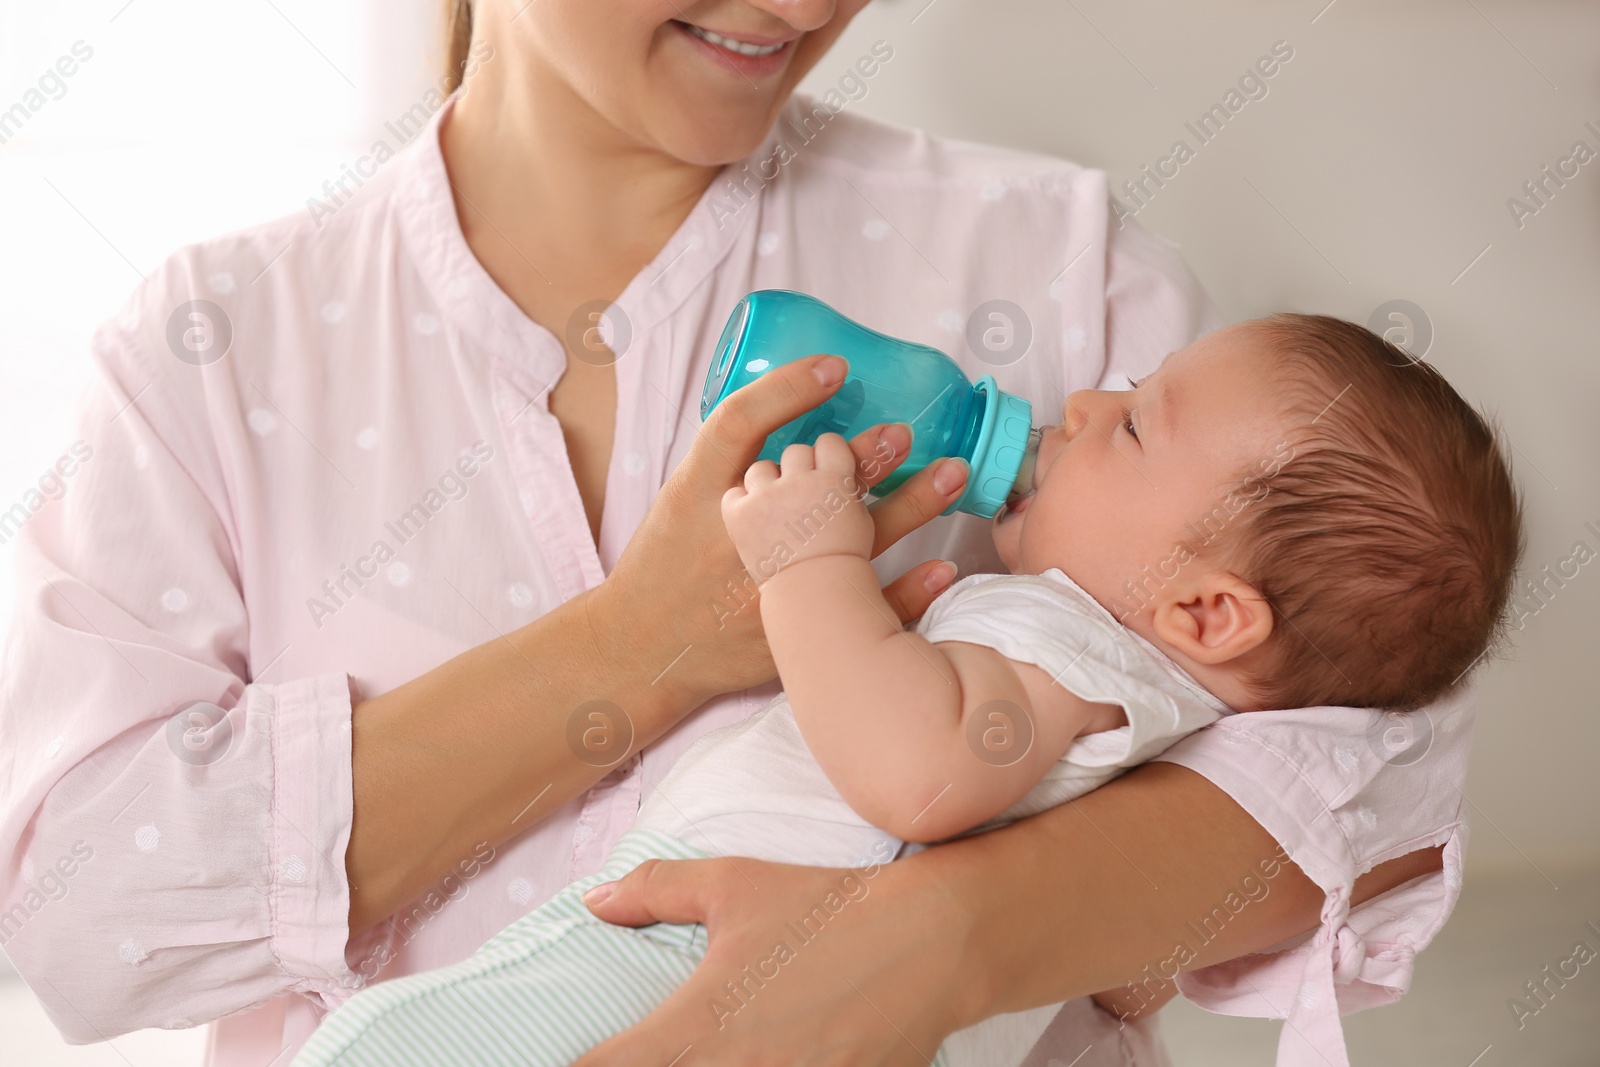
[
  {"x1": 1152, "y1": 686, "x2": 1476, "y2": 1067},
  {"x1": 0, "y1": 289, "x2": 377, "y2": 1041}
]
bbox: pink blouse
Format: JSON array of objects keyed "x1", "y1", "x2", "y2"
[{"x1": 0, "y1": 89, "x2": 1472, "y2": 1067}]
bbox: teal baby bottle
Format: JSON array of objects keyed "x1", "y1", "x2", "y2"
[{"x1": 699, "y1": 289, "x2": 1040, "y2": 519}]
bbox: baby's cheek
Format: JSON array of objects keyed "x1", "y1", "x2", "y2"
[
  {"x1": 1027, "y1": 496, "x2": 1079, "y2": 560},
  {"x1": 989, "y1": 514, "x2": 1020, "y2": 570}
]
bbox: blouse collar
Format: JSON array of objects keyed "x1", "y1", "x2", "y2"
[{"x1": 391, "y1": 88, "x2": 789, "y2": 383}]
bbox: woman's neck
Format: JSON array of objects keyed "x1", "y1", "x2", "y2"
[{"x1": 440, "y1": 44, "x2": 721, "y2": 295}]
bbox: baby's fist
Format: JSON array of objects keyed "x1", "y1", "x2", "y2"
[{"x1": 721, "y1": 433, "x2": 876, "y2": 581}]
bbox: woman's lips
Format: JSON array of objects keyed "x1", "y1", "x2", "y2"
[{"x1": 671, "y1": 20, "x2": 795, "y2": 77}]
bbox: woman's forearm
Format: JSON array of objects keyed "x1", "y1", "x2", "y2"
[
  {"x1": 346, "y1": 582, "x2": 700, "y2": 932},
  {"x1": 349, "y1": 395, "x2": 972, "y2": 934},
  {"x1": 913, "y1": 760, "x2": 1444, "y2": 1027}
]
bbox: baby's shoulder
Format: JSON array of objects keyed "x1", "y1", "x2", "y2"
[{"x1": 917, "y1": 569, "x2": 1112, "y2": 635}]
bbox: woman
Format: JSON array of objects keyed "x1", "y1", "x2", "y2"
[{"x1": 0, "y1": 1, "x2": 1467, "y2": 1064}]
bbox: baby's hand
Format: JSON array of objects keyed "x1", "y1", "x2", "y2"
[{"x1": 722, "y1": 433, "x2": 876, "y2": 581}]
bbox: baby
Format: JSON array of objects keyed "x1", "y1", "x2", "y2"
[{"x1": 293, "y1": 313, "x2": 1522, "y2": 1067}]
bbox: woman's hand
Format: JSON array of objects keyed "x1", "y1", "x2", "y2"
[
  {"x1": 596, "y1": 354, "x2": 970, "y2": 712},
  {"x1": 573, "y1": 853, "x2": 974, "y2": 1067}
]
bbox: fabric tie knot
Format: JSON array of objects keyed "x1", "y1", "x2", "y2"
[{"x1": 1331, "y1": 924, "x2": 1367, "y2": 984}]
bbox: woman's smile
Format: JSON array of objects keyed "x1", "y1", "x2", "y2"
[{"x1": 670, "y1": 18, "x2": 797, "y2": 76}]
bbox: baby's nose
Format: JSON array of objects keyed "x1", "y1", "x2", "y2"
[{"x1": 1062, "y1": 390, "x2": 1096, "y2": 439}]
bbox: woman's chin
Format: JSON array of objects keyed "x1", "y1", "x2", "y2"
[
  {"x1": 645, "y1": 100, "x2": 779, "y2": 166},
  {"x1": 644, "y1": 39, "x2": 791, "y2": 163}
]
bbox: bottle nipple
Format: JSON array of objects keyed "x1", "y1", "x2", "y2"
[{"x1": 1007, "y1": 427, "x2": 1043, "y2": 505}]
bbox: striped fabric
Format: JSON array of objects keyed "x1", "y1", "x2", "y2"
[{"x1": 293, "y1": 830, "x2": 949, "y2": 1066}]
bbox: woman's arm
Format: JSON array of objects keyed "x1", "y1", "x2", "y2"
[
  {"x1": 348, "y1": 357, "x2": 970, "y2": 931},
  {"x1": 0, "y1": 340, "x2": 966, "y2": 1042},
  {"x1": 945, "y1": 762, "x2": 1441, "y2": 1020},
  {"x1": 344, "y1": 582, "x2": 694, "y2": 933},
  {"x1": 574, "y1": 761, "x2": 1441, "y2": 1066}
]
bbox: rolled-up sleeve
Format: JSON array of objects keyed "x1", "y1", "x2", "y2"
[
  {"x1": 0, "y1": 294, "x2": 370, "y2": 1040},
  {"x1": 1154, "y1": 688, "x2": 1475, "y2": 1067}
]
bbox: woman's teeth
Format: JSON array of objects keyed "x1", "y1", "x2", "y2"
[{"x1": 681, "y1": 22, "x2": 787, "y2": 56}]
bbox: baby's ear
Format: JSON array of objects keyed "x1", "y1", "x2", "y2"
[{"x1": 1152, "y1": 573, "x2": 1273, "y2": 665}]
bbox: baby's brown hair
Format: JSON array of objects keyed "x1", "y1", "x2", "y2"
[{"x1": 1213, "y1": 314, "x2": 1524, "y2": 711}]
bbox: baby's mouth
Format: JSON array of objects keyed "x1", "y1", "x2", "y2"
[{"x1": 996, "y1": 490, "x2": 1034, "y2": 525}]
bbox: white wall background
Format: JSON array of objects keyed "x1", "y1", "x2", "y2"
[{"x1": 0, "y1": 0, "x2": 1595, "y2": 1062}]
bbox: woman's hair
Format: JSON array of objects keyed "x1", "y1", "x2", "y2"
[
  {"x1": 443, "y1": 0, "x2": 475, "y2": 95},
  {"x1": 1211, "y1": 314, "x2": 1525, "y2": 711}
]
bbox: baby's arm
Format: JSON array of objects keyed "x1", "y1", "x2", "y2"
[
  {"x1": 723, "y1": 434, "x2": 1124, "y2": 843},
  {"x1": 766, "y1": 559, "x2": 1123, "y2": 841}
]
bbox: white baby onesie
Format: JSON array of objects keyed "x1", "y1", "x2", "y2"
[
  {"x1": 633, "y1": 567, "x2": 1232, "y2": 1067},
  {"x1": 634, "y1": 566, "x2": 1231, "y2": 866}
]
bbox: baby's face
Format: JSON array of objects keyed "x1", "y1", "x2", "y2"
[{"x1": 992, "y1": 324, "x2": 1290, "y2": 624}]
